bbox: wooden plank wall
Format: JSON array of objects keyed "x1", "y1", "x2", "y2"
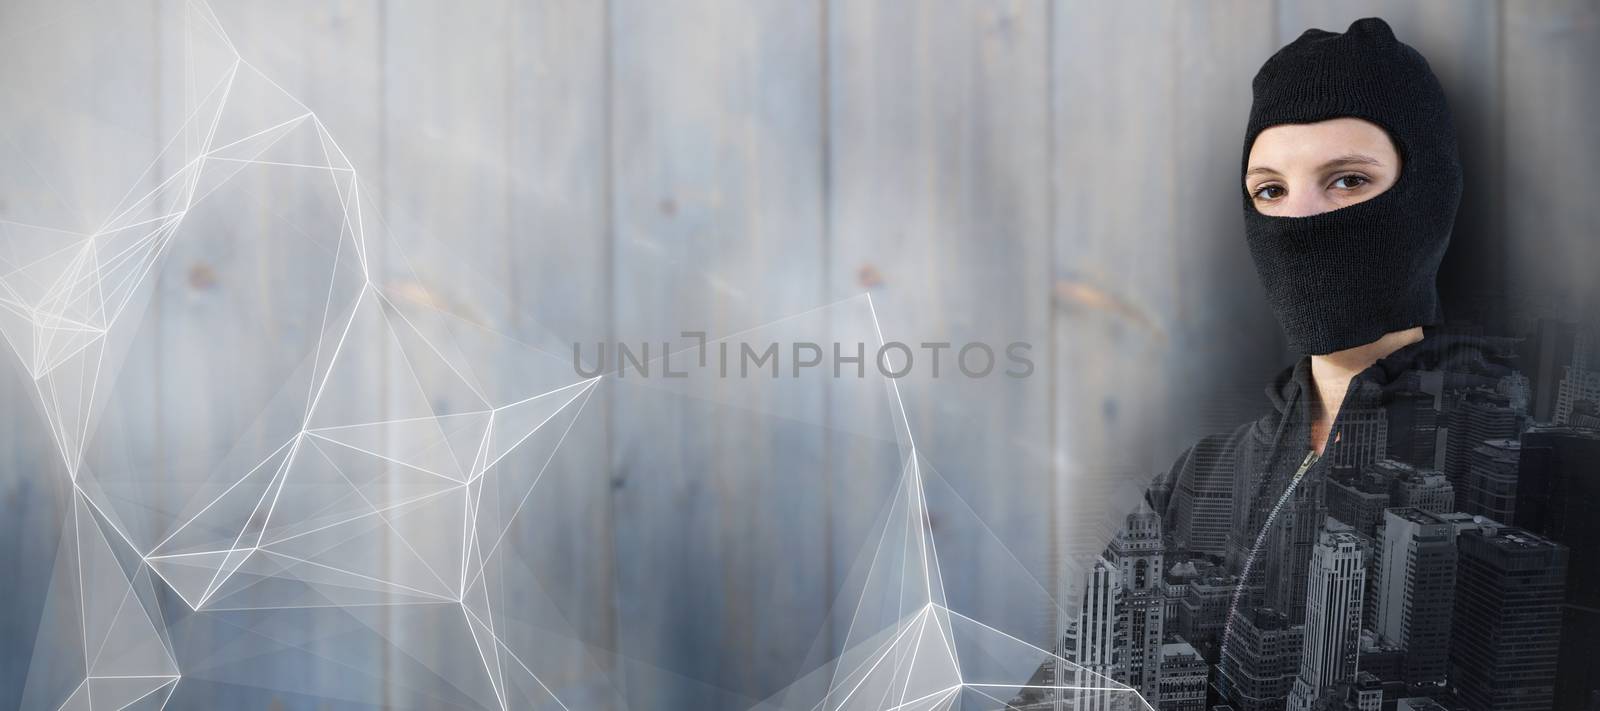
[{"x1": 2, "y1": 1, "x2": 1596, "y2": 708}]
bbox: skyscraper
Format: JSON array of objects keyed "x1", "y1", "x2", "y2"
[
  {"x1": 1216, "y1": 608, "x2": 1303, "y2": 711},
  {"x1": 1450, "y1": 526, "x2": 1567, "y2": 711},
  {"x1": 1068, "y1": 555, "x2": 1124, "y2": 682},
  {"x1": 1162, "y1": 559, "x2": 1196, "y2": 627},
  {"x1": 1526, "y1": 318, "x2": 1578, "y2": 423},
  {"x1": 1387, "y1": 464, "x2": 1453, "y2": 513},
  {"x1": 1553, "y1": 369, "x2": 1600, "y2": 424},
  {"x1": 1170, "y1": 436, "x2": 1235, "y2": 558},
  {"x1": 1176, "y1": 564, "x2": 1235, "y2": 663},
  {"x1": 1568, "y1": 400, "x2": 1600, "y2": 429},
  {"x1": 1514, "y1": 425, "x2": 1600, "y2": 709},
  {"x1": 1156, "y1": 639, "x2": 1207, "y2": 711},
  {"x1": 1320, "y1": 671, "x2": 1384, "y2": 711},
  {"x1": 1264, "y1": 474, "x2": 1327, "y2": 624},
  {"x1": 1385, "y1": 381, "x2": 1440, "y2": 469},
  {"x1": 1441, "y1": 388, "x2": 1524, "y2": 506},
  {"x1": 1287, "y1": 520, "x2": 1365, "y2": 711},
  {"x1": 1553, "y1": 326, "x2": 1600, "y2": 425},
  {"x1": 1462, "y1": 438, "x2": 1520, "y2": 522},
  {"x1": 1330, "y1": 408, "x2": 1388, "y2": 469},
  {"x1": 1324, "y1": 468, "x2": 1390, "y2": 541},
  {"x1": 1111, "y1": 509, "x2": 1165, "y2": 699},
  {"x1": 1374, "y1": 508, "x2": 1456, "y2": 684}
]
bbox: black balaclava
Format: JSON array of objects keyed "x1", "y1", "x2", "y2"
[{"x1": 1241, "y1": 17, "x2": 1463, "y2": 356}]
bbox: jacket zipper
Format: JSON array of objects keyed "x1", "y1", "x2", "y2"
[
  {"x1": 1219, "y1": 446, "x2": 1322, "y2": 671},
  {"x1": 1261, "y1": 447, "x2": 1320, "y2": 535},
  {"x1": 1290, "y1": 447, "x2": 1319, "y2": 485},
  {"x1": 1221, "y1": 396, "x2": 1347, "y2": 686}
]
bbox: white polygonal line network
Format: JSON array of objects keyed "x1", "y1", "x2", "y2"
[
  {"x1": 782, "y1": 453, "x2": 1151, "y2": 711},
  {"x1": 749, "y1": 301, "x2": 1153, "y2": 711},
  {"x1": 2, "y1": 2, "x2": 599, "y2": 709},
  {"x1": 49, "y1": 489, "x2": 181, "y2": 711}
]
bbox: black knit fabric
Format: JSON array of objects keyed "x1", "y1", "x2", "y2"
[{"x1": 1241, "y1": 17, "x2": 1463, "y2": 356}]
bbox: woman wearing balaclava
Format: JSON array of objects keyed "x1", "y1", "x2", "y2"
[
  {"x1": 1239, "y1": 15, "x2": 1460, "y2": 459},
  {"x1": 1123, "y1": 17, "x2": 1526, "y2": 709}
]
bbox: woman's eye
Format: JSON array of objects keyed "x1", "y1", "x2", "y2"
[
  {"x1": 1331, "y1": 174, "x2": 1369, "y2": 190},
  {"x1": 1251, "y1": 185, "x2": 1285, "y2": 201}
]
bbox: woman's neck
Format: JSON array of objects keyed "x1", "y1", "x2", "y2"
[{"x1": 1307, "y1": 326, "x2": 1425, "y2": 455}]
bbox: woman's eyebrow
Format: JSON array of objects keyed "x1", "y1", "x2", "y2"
[
  {"x1": 1319, "y1": 153, "x2": 1384, "y2": 169},
  {"x1": 1245, "y1": 153, "x2": 1385, "y2": 179}
]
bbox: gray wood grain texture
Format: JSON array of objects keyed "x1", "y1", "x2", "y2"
[
  {"x1": 1, "y1": 0, "x2": 162, "y2": 707},
  {"x1": 1501, "y1": 0, "x2": 1600, "y2": 321},
  {"x1": 606, "y1": 1, "x2": 828, "y2": 705},
  {"x1": 1051, "y1": 0, "x2": 1186, "y2": 628},
  {"x1": 827, "y1": 0, "x2": 1056, "y2": 649},
  {"x1": 1, "y1": 2, "x2": 1594, "y2": 709},
  {"x1": 502, "y1": 2, "x2": 618, "y2": 707},
  {"x1": 381, "y1": 1, "x2": 514, "y2": 705}
]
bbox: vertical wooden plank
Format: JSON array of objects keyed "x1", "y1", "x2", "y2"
[
  {"x1": 1050, "y1": 0, "x2": 1183, "y2": 629},
  {"x1": 381, "y1": 0, "x2": 511, "y2": 303},
  {"x1": 0, "y1": 369, "x2": 66, "y2": 710},
  {"x1": 380, "y1": 1, "x2": 514, "y2": 708},
  {"x1": 826, "y1": 0, "x2": 1055, "y2": 646},
  {"x1": 1500, "y1": 0, "x2": 1600, "y2": 323},
  {"x1": 0, "y1": 1, "x2": 161, "y2": 233},
  {"x1": 607, "y1": 0, "x2": 827, "y2": 705},
  {"x1": 0, "y1": 1, "x2": 158, "y2": 707},
  {"x1": 504, "y1": 0, "x2": 618, "y2": 705}
]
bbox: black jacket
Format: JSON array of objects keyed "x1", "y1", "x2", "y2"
[{"x1": 1143, "y1": 325, "x2": 1525, "y2": 709}]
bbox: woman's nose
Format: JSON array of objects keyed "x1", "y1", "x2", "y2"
[{"x1": 1281, "y1": 186, "x2": 1333, "y2": 218}]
